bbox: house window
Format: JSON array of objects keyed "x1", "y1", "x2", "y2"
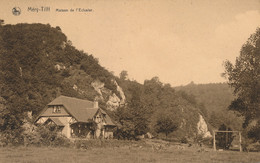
[{"x1": 52, "y1": 106, "x2": 61, "y2": 113}]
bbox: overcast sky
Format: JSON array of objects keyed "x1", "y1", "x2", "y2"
[{"x1": 1, "y1": 0, "x2": 260, "y2": 86}]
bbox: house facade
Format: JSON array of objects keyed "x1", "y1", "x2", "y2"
[{"x1": 35, "y1": 95, "x2": 116, "y2": 139}]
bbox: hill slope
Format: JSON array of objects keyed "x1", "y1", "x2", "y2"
[
  {"x1": 0, "y1": 23, "x2": 119, "y2": 114},
  {"x1": 175, "y1": 83, "x2": 243, "y2": 130},
  {"x1": 175, "y1": 82, "x2": 234, "y2": 114},
  {"x1": 0, "y1": 23, "x2": 212, "y2": 141}
]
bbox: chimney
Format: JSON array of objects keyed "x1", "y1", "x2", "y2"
[{"x1": 94, "y1": 101, "x2": 99, "y2": 108}]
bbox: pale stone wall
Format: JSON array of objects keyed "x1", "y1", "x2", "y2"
[
  {"x1": 58, "y1": 117, "x2": 72, "y2": 138},
  {"x1": 104, "y1": 131, "x2": 113, "y2": 139}
]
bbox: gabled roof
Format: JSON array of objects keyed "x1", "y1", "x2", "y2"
[
  {"x1": 47, "y1": 95, "x2": 98, "y2": 123},
  {"x1": 100, "y1": 109, "x2": 115, "y2": 126},
  {"x1": 47, "y1": 96, "x2": 97, "y2": 122},
  {"x1": 48, "y1": 95, "x2": 94, "y2": 108},
  {"x1": 36, "y1": 95, "x2": 116, "y2": 125},
  {"x1": 46, "y1": 117, "x2": 65, "y2": 126}
]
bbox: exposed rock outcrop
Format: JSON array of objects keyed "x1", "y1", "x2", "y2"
[
  {"x1": 91, "y1": 80, "x2": 105, "y2": 96},
  {"x1": 91, "y1": 80, "x2": 126, "y2": 111},
  {"x1": 197, "y1": 114, "x2": 212, "y2": 138},
  {"x1": 106, "y1": 93, "x2": 121, "y2": 111},
  {"x1": 55, "y1": 63, "x2": 66, "y2": 71},
  {"x1": 112, "y1": 80, "x2": 126, "y2": 105}
]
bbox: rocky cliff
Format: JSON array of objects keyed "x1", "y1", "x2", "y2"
[
  {"x1": 91, "y1": 80, "x2": 126, "y2": 111},
  {"x1": 197, "y1": 115, "x2": 212, "y2": 138}
]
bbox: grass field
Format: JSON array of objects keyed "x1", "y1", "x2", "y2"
[{"x1": 0, "y1": 140, "x2": 260, "y2": 163}]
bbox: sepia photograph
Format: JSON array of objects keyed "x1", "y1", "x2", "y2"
[{"x1": 0, "y1": 0, "x2": 259, "y2": 162}]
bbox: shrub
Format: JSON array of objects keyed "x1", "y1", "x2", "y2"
[
  {"x1": 0, "y1": 130, "x2": 24, "y2": 147},
  {"x1": 23, "y1": 125, "x2": 71, "y2": 147},
  {"x1": 180, "y1": 137, "x2": 189, "y2": 144}
]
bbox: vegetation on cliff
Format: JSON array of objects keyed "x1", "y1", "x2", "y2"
[
  {"x1": 0, "y1": 22, "x2": 213, "y2": 145},
  {"x1": 175, "y1": 83, "x2": 243, "y2": 132},
  {"x1": 223, "y1": 28, "x2": 260, "y2": 143}
]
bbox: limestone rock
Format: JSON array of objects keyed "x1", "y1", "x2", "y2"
[
  {"x1": 197, "y1": 114, "x2": 212, "y2": 138},
  {"x1": 91, "y1": 79, "x2": 126, "y2": 111},
  {"x1": 106, "y1": 93, "x2": 121, "y2": 111},
  {"x1": 91, "y1": 80, "x2": 105, "y2": 96},
  {"x1": 55, "y1": 63, "x2": 66, "y2": 71},
  {"x1": 112, "y1": 80, "x2": 126, "y2": 105}
]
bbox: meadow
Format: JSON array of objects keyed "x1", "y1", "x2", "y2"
[{"x1": 0, "y1": 140, "x2": 260, "y2": 163}]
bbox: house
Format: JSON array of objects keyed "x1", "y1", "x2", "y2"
[{"x1": 34, "y1": 95, "x2": 116, "y2": 139}]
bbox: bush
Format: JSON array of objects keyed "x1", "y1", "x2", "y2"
[
  {"x1": 23, "y1": 125, "x2": 71, "y2": 147},
  {"x1": 0, "y1": 130, "x2": 24, "y2": 147},
  {"x1": 180, "y1": 137, "x2": 189, "y2": 144}
]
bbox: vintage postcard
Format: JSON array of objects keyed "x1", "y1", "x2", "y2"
[{"x1": 0, "y1": 0, "x2": 259, "y2": 162}]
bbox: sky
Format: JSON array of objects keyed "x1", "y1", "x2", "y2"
[{"x1": 1, "y1": 0, "x2": 260, "y2": 86}]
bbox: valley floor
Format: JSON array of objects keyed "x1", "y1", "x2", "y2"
[{"x1": 0, "y1": 143, "x2": 260, "y2": 163}]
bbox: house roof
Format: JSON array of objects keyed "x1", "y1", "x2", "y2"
[
  {"x1": 47, "y1": 96, "x2": 98, "y2": 123},
  {"x1": 100, "y1": 109, "x2": 115, "y2": 126},
  {"x1": 48, "y1": 95, "x2": 94, "y2": 108},
  {"x1": 104, "y1": 115, "x2": 115, "y2": 126},
  {"x1": 36, "y1": 95, "x2": 116, "y2": 126},
  {"x1": 48, "y1": 117, "x2": 65, "y2": 126}
]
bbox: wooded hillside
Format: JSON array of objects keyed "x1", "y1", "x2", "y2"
[
  {"x1": 0, "y1": 22, "x2": 212, "y2": 144},
  {"x1": 175, "y1": 82, "x2": 243, "y2": 130}
]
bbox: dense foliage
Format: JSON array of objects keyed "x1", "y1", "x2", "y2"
[
  {"x1": 115, "y1": 76, "x2": 203, "y2": 140},
  {"x1": 0, "y1": 22, "x2": 116, "y2": 144},
  {"x1": 223, "y1": 28, "x2": 260, "y2": 142},
  {"x1": 175, "y1": 83, "x2": 243, "y2": 131},
  {"x1": 153, "y1": 111, "x2": 180, "y2": 138},
  {"x1": 0, "y1": 22, "x2": 208, "y2": 145}
]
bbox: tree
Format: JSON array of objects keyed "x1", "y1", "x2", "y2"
[
  {"x1": 0, "y1": 19, "x2": 4, "y2": 26},
  {"x1": 119, "y1": 70, "x2": 128, "y2": 80},
  {"x1": 223, "y1": 28, "x2": 260, "y2": 140},
  {"x1": 114, "y1": 86, "x2": 150, "y2": 140},
  {"x1": 154, "y1": 111, "x2": 180, "y2": 138},
  {"x1": 115, "y1": 105, "x2": 150, "y2": 140}
]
